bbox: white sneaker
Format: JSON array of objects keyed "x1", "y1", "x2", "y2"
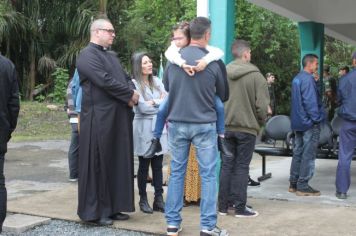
[
  {"x1": 68, "y1": 178, "x2": 78, "y2": 182},
  {"x1": 200, "y1": 226, "x2": 229, "y2": 236},
  {"x1": 167, "y1": 225, "x2": 182, "y2": 236}
]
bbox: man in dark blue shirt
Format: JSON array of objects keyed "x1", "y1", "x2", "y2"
[
  {"x1": 164, "y1": 17, "x2": 229, "y2": 236},
  {"x1": 335, "y1": 51, "x2": 356, "y2": 199},
  {"x1": 289, "y1": 54, "x2": 325, "y2": 196}
]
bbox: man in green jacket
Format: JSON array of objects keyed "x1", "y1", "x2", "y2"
[{"x1": 218, "y1": 39, "x2": 270, "y2": 218}]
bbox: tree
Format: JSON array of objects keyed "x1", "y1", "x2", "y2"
[{"x1": 235, "y1": 0, "x2": 300, "y2": 114}]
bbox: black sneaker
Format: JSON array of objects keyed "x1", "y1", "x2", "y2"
[
  {"x1": 200, "y1": 226, "x2": 229, "y2": 236},
  {"x1": 336, "y1": 192, "x2": 347, "y2": 199},
  {"x1": 248, "y1": 177, "x2": 260, "y2": 187},
  {"x1": 167, "y1": 225, "x2": 182, "y2": 236},
  {"x1": 68, "y1": 177, "x2": 78, "y2": 182},
  {"x1": 296, "y1": 186, "x2": 321, "y2": 196},
  {"x1": 217, "y1": 137, "x2": 233, "y2": 157},
  {"x1": 143, "y1": 138, "x2": 162, "y2": 159},
  {"x1": 235, "y1": 206, "x2": 259, "y2": 218},
  {"x1": 288, "y1": 182, "x2": 297, "y2": 193},
  {"x1": 218, "y1": 208, "x2": 228, "y2": 216}
]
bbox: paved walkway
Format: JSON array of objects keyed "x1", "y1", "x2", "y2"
[{"x1": 5, "y1": 141, "x2": 356, "y2": 235}]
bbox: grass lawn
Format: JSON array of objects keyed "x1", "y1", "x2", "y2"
[{"x1": 11, "y1": 101, "x2": 71, "y2": 142}]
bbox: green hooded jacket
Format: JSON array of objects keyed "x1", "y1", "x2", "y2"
[{"x1": 224, "y1": 59, "x2": 270, "y2": 136}]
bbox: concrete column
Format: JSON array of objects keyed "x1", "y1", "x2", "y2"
[
  {"x1": 298, "y1": 22, "x2": 325, "y2": 82},
  {"x1": 197, "y1": 0, "x2": 209, "y2": 17},
  {"x1": 209, "y1": 0, "x2": 235, "y2": 63}
]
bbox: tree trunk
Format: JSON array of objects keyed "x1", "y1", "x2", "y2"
[
  {"x1": 28, "y1": 53, "x2": 36, "y2": 101},
  {"x1": 98, "y1": 0, "x2": 107, "y2": 18}
]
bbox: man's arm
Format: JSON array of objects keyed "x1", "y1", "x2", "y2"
[
  {"x1": 301, "y1": 78, "x2": 323, "y2": 123},
  {"x1": 76, "y1": 49, "x2": 134, "y2": 105},
  {"x1": 7, "y1": 65, "x2": 20, "y2": 136},
  {"x1": 163, "y1": 63, "x2": 171, "y2": 92},
  {"x1": 255, "y1": 73, "x2": 270, "y2": 124},
  {"x1": 215, "y1": 60, "x2": 229, "y2": 102}
]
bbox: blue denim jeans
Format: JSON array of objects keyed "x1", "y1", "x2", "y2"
[
  {"x1": 336, "y1": 119, "x2": 356, "y2": 194},
  {"x1": 153, "y1": 95, "x2": 225, "y2": 138},
  {"x1": 165, "y1": 122, "x2": 217, "y2": 231},
  {"x1": 153, "y1": 97, "x2": 168, "y2": 139},
  {"x1": 290, "y1": 124, "x2": 320, "y2": 190},
  {"x1": 214, "y1": 96, "x2": 225, "y2": 135}
]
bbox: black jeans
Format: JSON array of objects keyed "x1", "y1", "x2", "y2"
[
  {"x1": 68, "y1": 123, "x2": 79, "y2": 179},
  {"x1": 218, "y1": 131, "x2": 256, "y2": 212},
  {"x1": 0, "y1": 152, "x2": 6, "y2": 232},
  {"x1": 137, "y1": 155, "x2": 163, "y2": 198}
]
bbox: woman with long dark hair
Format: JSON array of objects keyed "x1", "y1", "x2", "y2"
[{"x1": 131, "y1": 52, "x2": 168, "y2": 214}]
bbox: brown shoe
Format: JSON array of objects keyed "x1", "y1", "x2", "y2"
[
  {"x1": 296, "y1": 186, "x2": 321, "y2": 196},
  {"x1": 288, "y1": 182, "x2": 297, "y2": 193}
]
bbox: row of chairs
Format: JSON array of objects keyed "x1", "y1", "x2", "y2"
[{"x1": 254, "y1": 115, "x2": 344, "y2": 181}]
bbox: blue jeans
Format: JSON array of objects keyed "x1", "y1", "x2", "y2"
[
  {"x1": 214, "y1": 96, "x2": 225, "y2": 135},
  {"x1": 165, "y1": 122, "x2": 218, "y2": 231},
  {"x1": 153, "y1": 95, "x2": 225, "y2": 138},
  {"x1": 336, "y1": 119, "x2": 356, "y2": 193},
  {"x1": 290, "y1": 124, "x2": 320, "y2": 190},
  {"x1": 153, "y1": 97, "x2": 168, "y2": 138}
]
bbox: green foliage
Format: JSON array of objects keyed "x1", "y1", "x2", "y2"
[
  {"x1": 11, "y1": 101, "x2": 70, "y2": 141},
  {"x1": 235, "y1": 0, "x2": 300, "y2": 115},
  {"x1": 324, "y1": 35, "x2": 355, "y2": 78},
  {"x1": 48, "y1": 68, "x2": 69, "y2": 104},
  {"x1": 1, "y1": 0, "x2": 355, "y2": 111},
  {"x1": 119, "y1": 0, "x2": 196, "y2": 68}
]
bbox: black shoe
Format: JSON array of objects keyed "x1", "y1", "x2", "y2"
[
  {"x1": 110, "y1": 212, "x2": 130, "y2": 221},
  {"x1": 217, "y1": 137, "x2": 233, "y2": 157},
  {"x1": 288, "y1": 182, "x2": 297, "y2": 193},
  {"x1": 91, "y1": 217, "x2": 113, "y2": 226},
  {"x1": 296, "y1": 186, "x2": 321, "y2": 196},
  {"x1": 248, "y1": 177, "x2": 260, "y2": 187},
  {"x1": 139, "y1": 196, "x2": 153, "y2": 214},
  {"x1": 336, "y1": 192, "x2": 347, "y2": 199},
  {"x1": 235, "y1": 207, "x2": 259, "y2": 218},
  {"x1": 143, "y1": 138, "x2": 162, "y2": 159},
  {"x1": 153, "y1": 195, "x2": 165, "y2": 213},
  {"x1": 218, "y1": 208, "x2": 228, "y2": 216}
]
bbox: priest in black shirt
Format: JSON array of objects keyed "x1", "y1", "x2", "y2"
[{"x1": 76, "y1": 18, "x2": 139, "y2": 225}]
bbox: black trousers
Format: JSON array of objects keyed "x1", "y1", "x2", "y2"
[
  {"x1": 137, "y1": 155, "x2": 163, "y2": 198},
  {"x1": 68, "y1": 123, "x2": 79, "y2": 179},
  {"x1": 0, "y1": 152, "x2": 6, "y2": 232},
  {"x1": 218, "y1": 131, "x2": 256, "y2": 211}
]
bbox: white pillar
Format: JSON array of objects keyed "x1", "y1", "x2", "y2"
[{"x1": 197, "y1": 0, "x2": 209, "y2": 17}]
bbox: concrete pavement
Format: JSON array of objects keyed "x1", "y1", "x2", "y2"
[{"x1": 4, "y1": 140, "x2": 356, "y2": 235}]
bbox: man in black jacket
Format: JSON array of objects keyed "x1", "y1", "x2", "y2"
[{"x1": 0, "y1": 54, "x2": 20, "y2": 232}]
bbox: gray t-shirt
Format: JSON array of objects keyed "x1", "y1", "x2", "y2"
[{"x1": 163, "y1": 46, "x2": 229, "y2": 123}]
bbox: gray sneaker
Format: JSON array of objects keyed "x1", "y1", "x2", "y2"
[{"x1": 200, "y1": 226, "x2": 229, "y2": 236}]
